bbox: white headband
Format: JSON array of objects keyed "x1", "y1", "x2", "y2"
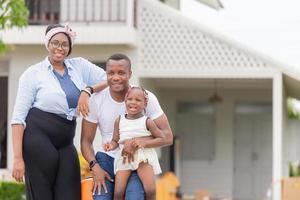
[{"x1": 45, "y1": 24, "x2": 77, "y2": 50}]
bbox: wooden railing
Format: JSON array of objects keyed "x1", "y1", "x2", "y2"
[{"x1": 25, "y1": 0, "x2": 136, "y2": 26}]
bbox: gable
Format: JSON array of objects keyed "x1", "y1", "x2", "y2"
[{"x1": 137, "y1": 0, "x2": 275, "y2": 77}]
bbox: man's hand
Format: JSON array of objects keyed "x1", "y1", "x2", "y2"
[
  {"x1": 77, "y1": 92, "x2": 90, "y2": 117},
  {"x1": 91, "y1": 164, "x2": 113, "y2": 195},
  {"x1": 12, "y1": 157, "x2": 25, "y2": 182},
  {"x1": 132, "y1": 138, "x2": 146, "y2": 148},
  {"x1": 121, "y1": 139, "x2": 138, "y2": 164}
]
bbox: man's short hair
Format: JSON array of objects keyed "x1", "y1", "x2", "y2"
[{"x1": 106, "y1": 53, "x2": 131, "y2": 69}]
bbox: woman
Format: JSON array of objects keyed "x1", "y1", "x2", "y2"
[{"x1": 11, "y1": 24, "x2": 107, "y2": 200}]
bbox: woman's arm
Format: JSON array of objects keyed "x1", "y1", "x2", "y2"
[
  {"x1": 11, "y1": 68, "x2": 37, "y2": 182},
  {"x1": 77, "y1": 80, "x2": 107, "y2": 117},
  {"x1": 11, "y1": 124, "x2": 25, "y2": 182},
  {"x1": 77, "y1": 58, "x2": 108, "y2": 117},
  {"x1": 92, "y1": 80, "x2": 108, "y2": 93}
]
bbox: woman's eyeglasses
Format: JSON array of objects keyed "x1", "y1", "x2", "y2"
[{"x1": 50, "y1": 40, "x2": 69, "y2": 50}]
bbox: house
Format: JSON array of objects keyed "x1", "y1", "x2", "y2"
[{"x1": 1, "y1": 0, "x2": 300, "y2": 199}]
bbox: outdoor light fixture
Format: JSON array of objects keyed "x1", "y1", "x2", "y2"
[{"x1": 208, "y1": 79, "x2": 223, "y2": 103}]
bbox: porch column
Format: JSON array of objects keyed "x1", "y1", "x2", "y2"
[{"x1": 273, "y1": 73, "x2": 283, "y2": 200}]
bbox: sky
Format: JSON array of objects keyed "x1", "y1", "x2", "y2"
[{"x1": 180, "y1": 0, "x2": 300, "y2": 67}]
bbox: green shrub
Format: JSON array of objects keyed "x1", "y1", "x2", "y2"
[
  {"x1": 287, "y1": 97, "x2": 300, "y2": 119},
  {"x1": 0, "y1": 181, "x2": 25, "y2": 200}
]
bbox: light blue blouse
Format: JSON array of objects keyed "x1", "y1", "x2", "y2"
[
  {"x1": 52, "y1": 67, "x2": 81, "y2": 110},
  {"x1": 11, "y1": 57, "x2": 106, "y2": 126}
]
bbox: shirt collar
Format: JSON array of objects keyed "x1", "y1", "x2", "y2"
[
  {"x1": 44, "y1": 56, "x2": 74, "y2": 71},
  {"x1": 44, "y1": 57, "x2": 52, "y2": 70}
]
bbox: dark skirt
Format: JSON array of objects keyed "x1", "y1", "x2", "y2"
[{"x1": 23, "y1": 107, "x2": 80, "y2": 200}]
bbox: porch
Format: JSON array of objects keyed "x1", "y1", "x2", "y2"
[
  {"x1": 138, "y1": 76, "x2": 300, "y2": 200},
  {"x1": 141, "y1": 78, "x2": 275, "y2": 200},
  {"x1": 3, "y1": 0, "x2": 138, "y2": 46},
  {"x1": 25, "y1": 0, "x2": 137, "y2": 26}
]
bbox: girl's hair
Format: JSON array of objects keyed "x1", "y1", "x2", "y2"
[
  {"x1": 45, "y1": 24, "x2": 72, "y2": 56},
  {"x1": 125, "y1": 86, "x2": 149, "y2": 105}
]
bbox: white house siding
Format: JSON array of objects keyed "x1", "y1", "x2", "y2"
[{"x1": 3, "y1": 25, "x2": 137, "y2": 46}]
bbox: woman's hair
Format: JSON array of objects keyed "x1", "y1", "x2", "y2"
[{"x1": 45, "y1": 24, "x2": 72, "y2": 56}]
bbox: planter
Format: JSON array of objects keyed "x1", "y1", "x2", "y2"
[{"x1": 282, "y1": 177, "x2": 300, "y2": 200}]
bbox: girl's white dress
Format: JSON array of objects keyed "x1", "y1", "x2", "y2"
[{"x1": 114, "y1": 115, "x2": 162, "y2": 175}]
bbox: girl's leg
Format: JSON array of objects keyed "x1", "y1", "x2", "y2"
[
  {"x1": 125, "y1": 171, "x2": 145, "y2": 200},
  {"x1": 114, "y1": 170, "x2": 132, "y2": 200},
  {"x1": 137, "y1": 163, "x2": 156, "y2": 200}
]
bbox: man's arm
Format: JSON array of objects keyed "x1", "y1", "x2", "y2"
[
  {"x1": 80, "y1": 119, "x2": 98, "y2": 162},
  {"x1": 81, "y1": 119, "x2": 112, "y2": 194},
  {"x1": 149, "y1": 113, "x2": 173, "y2": 146},
  {"x1": 122, "y1": 114, "x2": 173, "y2": 162},
  {"x1": 134, "y1": 114, "x2": 173, "y2": 148},
  {"x1": 132, "y1": 117, "x2": 165, "y2": 149}
]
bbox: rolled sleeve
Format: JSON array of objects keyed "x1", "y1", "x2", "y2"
[
  {"x1": 11, "y1": 70, "x2": 36, "y2": 127},
  {"x1": 145, "y1": 91, "x2": 164, "y2": 120}
]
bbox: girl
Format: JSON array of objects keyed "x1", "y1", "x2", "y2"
[{"x1": 104, "y1": 86, "x2": 164, "y2": 200}]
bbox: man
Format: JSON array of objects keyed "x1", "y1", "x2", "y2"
[{"x1": 81, "y1": 53, "x2": 173, "y2": 200}]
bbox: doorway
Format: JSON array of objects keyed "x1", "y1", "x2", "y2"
[
  {"x1": 233, "y1": 103, "x2": 272, "y2": 200},
  {"x1": 0, "y1": 77, "x2": 8, "y2": 168},
  {"x1": 175, "y1": 102, "x2": 216, "y2": 194}
]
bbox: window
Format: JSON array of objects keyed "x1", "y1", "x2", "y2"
[
  {"x1": 93, "y1": 62, "x2": 106, "y2": 71},
  {"x1": 176, "y1": 102, "x2": 216, "y2": 161}
]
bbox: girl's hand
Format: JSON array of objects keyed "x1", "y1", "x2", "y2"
[
  {"x1": 77, "y1": 91, "x2": 90, "y2": 117},
  {"x1": 12, "y1": 157, "x2": 25, "y2": 182},
  {"x1": 103, "y1": 143, "x2": 113, "y2": 152}
]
